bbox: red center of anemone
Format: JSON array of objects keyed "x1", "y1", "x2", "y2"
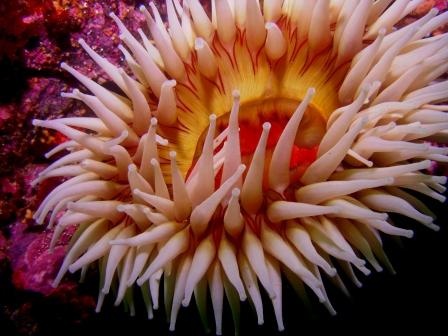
[
  {"x1": 206, "y1": 113, "x2": 319, "y2": 189},
  {"x1": 239, "y1": 118, "x2": 318, "y2": 167},
  {"x1": 189, "y1": 97, "x2": 326, "y2": 190},
  {"x1": 238, "y1": 117, "x2": 318, "y2": 179}
]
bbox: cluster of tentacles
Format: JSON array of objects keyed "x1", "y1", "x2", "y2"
[{"x1": 32, "y1": 0, "x2": 448, "y2": 334}]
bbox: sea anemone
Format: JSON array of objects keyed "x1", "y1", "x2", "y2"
[{"x1": 32, "y1": 0, "x2": 448, "y2": 334}]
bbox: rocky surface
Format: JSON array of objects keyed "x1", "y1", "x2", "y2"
[{"x1": 0, "y1": 1, "x2": 145, "y2": 334}]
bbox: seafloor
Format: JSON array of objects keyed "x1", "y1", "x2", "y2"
[{"x1": 0, "y1": 1, "x2": 447, "y2": 335}]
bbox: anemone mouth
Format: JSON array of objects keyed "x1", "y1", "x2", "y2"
[
  {"x1": 216, "y1": 97, "x2": 327, "y2": 149},
  {"x1": 191, "y1": 96, "x2": 326, "y2": 179},
  {"x1": 30, "y1": 1, "x2": 448, "y2": 334}
]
